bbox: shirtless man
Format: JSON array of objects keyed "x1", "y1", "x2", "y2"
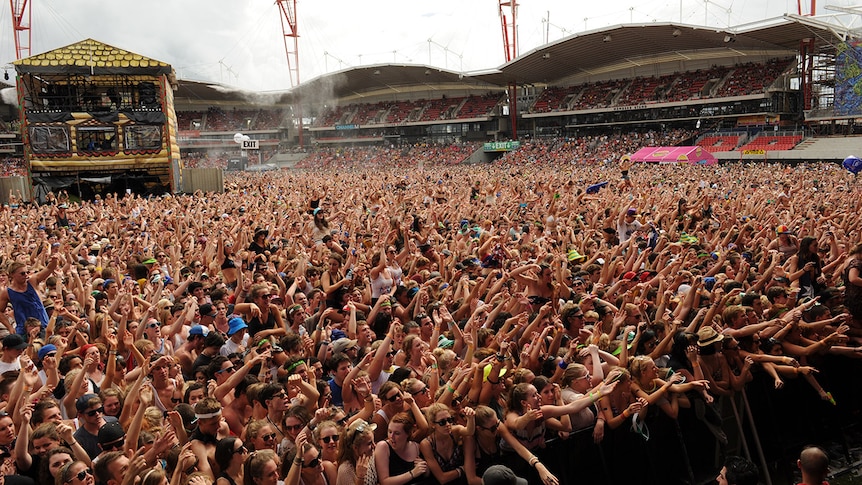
[
  {"x1": 175, "y1": 325, "x2": 208, "y2": 380},
  {"x1": 190, "y1": 397, "x2": 223, "y2": 480},
  {"x1": 148, "y1": 354, "x2": 178, "y2": 412}
]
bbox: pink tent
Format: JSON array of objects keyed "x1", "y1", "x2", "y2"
[{"x1": 629, "y1": 146, "x2": 717, "y2": 165}]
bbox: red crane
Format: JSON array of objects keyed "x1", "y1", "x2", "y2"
[
  {"x1": 275, "y1": 0, "x2": 303, "y2": 147},
  {"x1": 498, "y1": 0, "x2": 518, "y2": 139},
  {"x1": 9, "y1": 0, "x2": 31, "y2": 59}
]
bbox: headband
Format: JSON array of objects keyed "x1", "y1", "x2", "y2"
[
  {"x1": 286, "y1": 360, "x2": 306, "y2": 374},
  {"x1": 195, "y1": 410, "x2": 222, "y2": 419}
]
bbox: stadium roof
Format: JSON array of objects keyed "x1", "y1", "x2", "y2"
[
  {"x1": 165, "y1": 15, "x2": 851, "y2": 107},
  {"x1": 292, "y1": 64, "x2": 502, "y2": 105},
  {"x1": 174, "y1": 80, "x2": 291, "y2": 107},
  {"x1": 473, "y1": 18, "x2": 846, "y2": 86},
  {"x1": 281, "y1": 16, "x2": 848, "y2": 104}
]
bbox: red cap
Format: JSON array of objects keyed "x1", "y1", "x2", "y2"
[{"x1": 622, "y1": 271, "x2": 637, "y2": 281}]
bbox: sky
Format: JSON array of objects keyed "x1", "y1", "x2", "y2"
[{"x1": 0, "y1": 0, "x2": 858, "y2": 93}]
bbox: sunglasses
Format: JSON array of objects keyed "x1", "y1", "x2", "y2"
[
  {"x1": 84, "y1": 407, "x2": 104, "y2": 417},
  {"x1": 102, "y1": 437, "x2": 125, "y2": 450},
  {"x1": 215, "y1": 366, "x2": 235, "y2": 374},
  {"x1": 479, "y1": 421, "x2": 501, "y2": 433},
  {"x1": 410, "y1": 387, "x2": 429, "y2": 396},
  {"x1": 336, "y1": 416, "x2": 349, "y2": 427},
  {"x1": 233, "y1": 445, "x2": 248, "y2": 455},
  {"x1": 261, "y1": 433, "x2": 277, "y2": 442},
  {"x1": 147, "y1": 322, "x2": 160, "y2": 329},
  {"x1": 171, "y1": 397, "x2": 182, "y2": 404},
  {"x1": 321, "y1": 435, "x2": 339, "y2": 444},
  {"x1": 285, "y1": 423, "x2": 304, "y2": 432},
  {"x1": 66, "y1": 468, "x2": 93, "y2": 482},
  {"x1": 303, "y1": 457, "x2": 321, "y2": 468},
  {"x1": 386, "y1": 350, "x2": 397, "y2": 357},
  {"x1": 434, "y1": 417, "x2": 456, "y2": 426},
  {"x1": 384, "y1": 393, "x2": 402, "y2": 402}
]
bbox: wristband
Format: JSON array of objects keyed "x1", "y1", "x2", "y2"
[
  {"x1": 623, "y1": 409, "x2": 630, "y2": 418},
  {"x1": 431, "y1": 364, "x2": 438, "y2": 369},
  {"x1": 409, "y1": 470, "x2": 414, "y2": 479},
  {"x1": 447, "y1": 385, "x2": 456, "y2": 393}
]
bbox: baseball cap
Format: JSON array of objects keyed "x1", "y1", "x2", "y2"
[
  {"x1": 76, "y1": 393, "x2": 101, "y2": 412},
  {"x1": 622, "y1": 271, "x2": 637, "y2": 281},
  {"x1": 199, "y1": 303, "x2": 216, "y2": 317},
  {"x1": 37, "y1": 344, "x2": 57, "y2": 361},
  {"x1": 98, "y1": 421, "x2": 126, "y2": 446},
  {"x1": 626, "y1": 208, "x2": 638, "y2": 217},
  {"x1": 776, "y1": 225, "x2": 791, "y2": 234},
  {"x1": 142, "y1": 258, "x2": 157, "y2": 265},
  {"x1": 2, "y1": 334, "x2": 27, "y2": 351},
  {"x1": 189, "y1": 325, "x2": 209, "y2": 338},
  {"x1": 331, "y1": 338, "x2": 358, "y2": 354},
  {"x1": 482, "y1": 465, "x2": 528, "y2": 485}
]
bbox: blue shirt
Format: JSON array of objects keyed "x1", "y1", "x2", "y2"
[{"x1": 7, "y1": 281, "x2": 49, "y2": 334}]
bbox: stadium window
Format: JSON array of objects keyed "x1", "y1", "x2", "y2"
[
  {"x1": 77, "y1": 127, "x2": 118, "y2": 153},
  {"x1": 29, "y1": 126, "x2": 71, "y2": 154}
]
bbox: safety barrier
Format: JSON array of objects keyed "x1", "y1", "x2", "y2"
[{"x1": 522, "y1": 354, "x2": 862, "y2": 485}]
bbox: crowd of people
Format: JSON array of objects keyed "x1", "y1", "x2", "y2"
[{"x1": 0, "y1": 150, "x2": 858, "y2": 485}]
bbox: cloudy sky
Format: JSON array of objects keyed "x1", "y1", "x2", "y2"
[{"x1": 0, "y1": 0, "x2": 857, "y2": 92}]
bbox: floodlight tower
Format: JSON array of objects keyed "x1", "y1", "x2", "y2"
[
  {"x1": 276, "y1": 0, "x2": 303, "y2": 147},
  {"x1": 798, "y1": 0, "x2": 816, "y2": 110},
  {"x1": 498, "y1": 0, "x2": 518, "y2": 139},
  {"x1": 9, "y1": 0, "x2": 32, "y2": 59}
]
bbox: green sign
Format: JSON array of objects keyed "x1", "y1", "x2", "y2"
[{"x1": 483, "y1": 141, "x2": 520, "y2": 152}]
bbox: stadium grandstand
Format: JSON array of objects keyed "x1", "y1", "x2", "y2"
[{"x1": 1, "y1": 14, "x2": 860, "y2": 172}]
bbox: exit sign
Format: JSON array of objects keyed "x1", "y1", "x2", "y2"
[{"x1": 241, "y1": 139, "x2": 259, "y2": 150}]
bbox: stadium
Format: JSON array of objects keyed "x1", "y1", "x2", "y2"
[
  {"x1": 1, "y1": 5, "x2": 860, "y2": 194},
  {"x1": 175, "y1": 10, "x2": 862, "y2": 172},
  {"x1": 0, "y1": 3, "x2": 861, "y2": 485}
]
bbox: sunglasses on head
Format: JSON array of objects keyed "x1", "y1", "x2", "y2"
[
  {"x1": 84, "y1": 407, "x2": 104, "y2": 417},
  {"x1": 303, "y1": 457, "x2": 321, "y2": 468},
  {"x1": 66, "y1": 468, "x2": 92, "y2": 482},
  {"x1": 434, "y1": 417, "x2": 456, "y2": 426},
  {"x1": 336, "y1": 416, "x2": 349, "y2": 427},
  {"x1": 321, "y1": 435, "x2": 339, "y2": 444}
]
